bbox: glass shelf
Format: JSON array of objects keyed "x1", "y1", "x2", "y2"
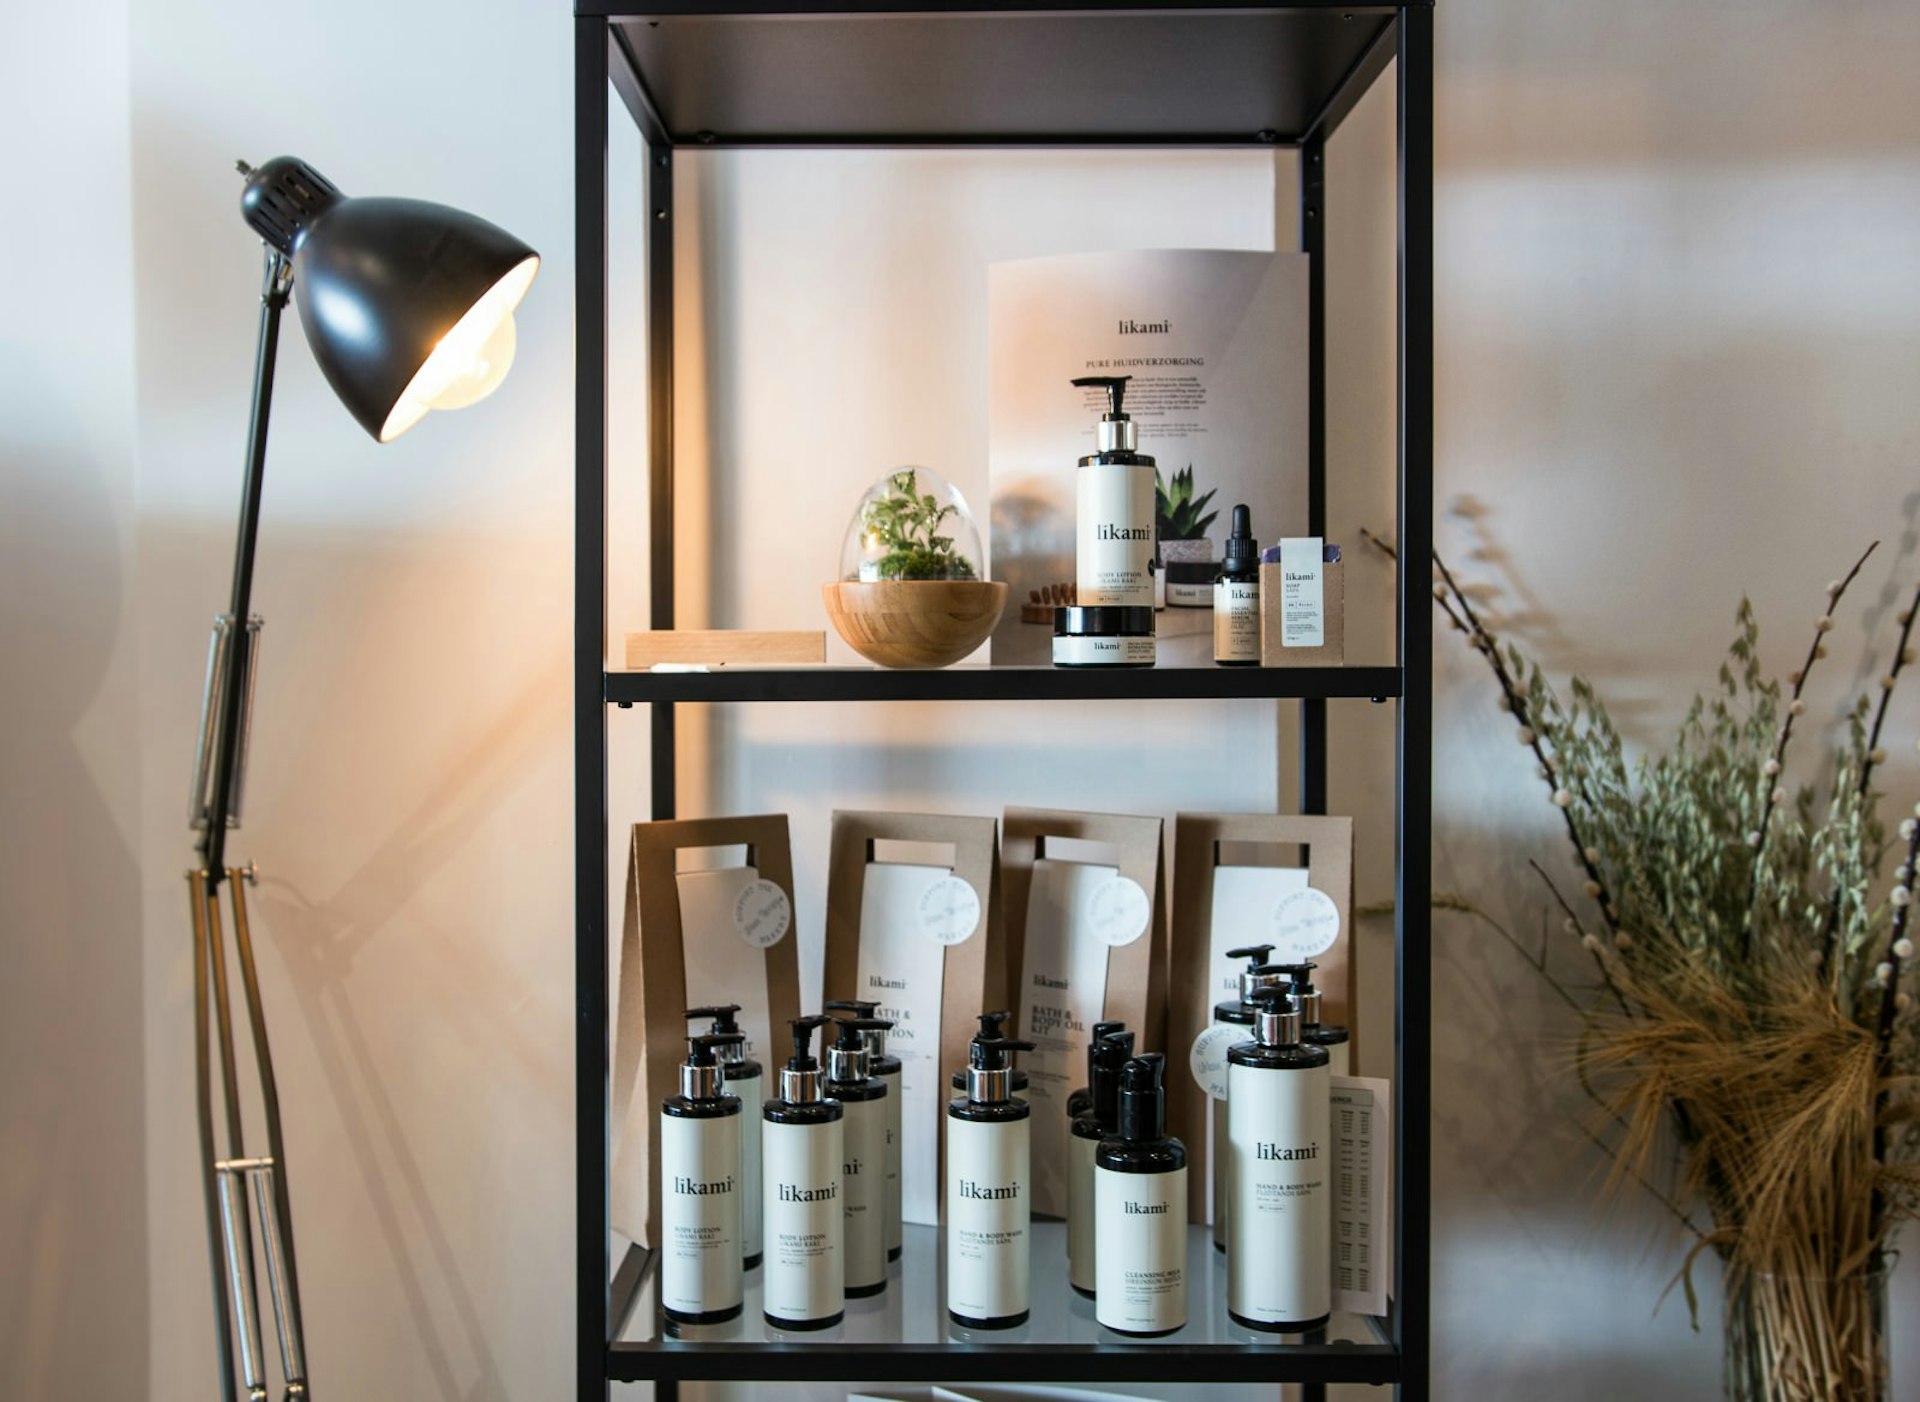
[
  {"x1": 609, "y1": 1222, "x2": 1398, "y2": 1385},
  {"x1": 605, "y1": 664, "x2": 1400, "y2": 706}
]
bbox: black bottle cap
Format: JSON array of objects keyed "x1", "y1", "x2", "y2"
[
  {"x1": 1271, "y1": 960, "x2": 1319, "y2": 993},
  {"x1": 1222, "y1": 503, "x2": 1257, "y2": 572},
  {"x1": 685, "y1": 1003, "x2": 743, "y2": 1034},
  {"x1": 1226, "y1": 944, "x2": 1274, "y2": 969},
  {"x1": 824, "y1": 998, "x2": 880, "y2": 1017},
  {"x1": 1088, "y1": 1029, "x2": 1136, "y2": 1128},
  {"x1": 1245, "y1": 985, "x2": 1303, "y2": 1047},
  {"x1": 973, "y1": 1010, "x2": 1013, "y2": 1042},
  {"x1": 1116, "y1": 1053, "x2": 1168, "y2": 1142},
  {"x1": 1054, "y1": 605, "x2": 1154, "y2": 639},
  {"x1": 968, "y1": 1033, "x2": 1034, "y2": 1070}
]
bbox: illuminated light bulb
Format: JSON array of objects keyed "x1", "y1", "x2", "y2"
[{"x1": 380, "y1": 255, "x2": 538, "y2": 442}]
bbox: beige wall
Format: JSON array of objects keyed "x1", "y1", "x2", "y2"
[{"x1": 1, "y1": 1, "x2": 1915, "y2": 1400}]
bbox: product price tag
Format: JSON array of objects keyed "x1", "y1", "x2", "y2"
[
  {"x1": 1085, "y1": 874, "x2": 1150, "y2": 948},
  {"x1": 917, "y1": 875, "x2": 982, "y2": 947},
  {"x1": 1189, "y1": 1022, "x2": 1242, "y2": 1101},
  {"x1": 1272, "y1": 886, "x2": 1340, "y2": 960},
  {"x1": 732, "y1": 879, "x2": 792, "y2": 949}
]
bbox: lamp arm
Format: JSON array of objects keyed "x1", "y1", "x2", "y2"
[{"x1": 195, "y1": 247, "x2": 293, "y2": 884}]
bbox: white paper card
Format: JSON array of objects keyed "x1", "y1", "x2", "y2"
[
  {"x1": 855, "y1": 862, "x2": 964, "y2": 1226},
  {"x1": 1207, "y1": 865, "x2": 1310, "y2": 1006},
  {"x1": 1018, "y1": 858, "x2": 1116, "y2": 1217},
  {"x1": 1330, "y1": 1075, "x2": 1391, "y2": 1319},
  {"x1": 676, "y1": 865, "x2": 776, "y2": 1074},
  {"x1": 1280, "y1": 537, "x2": 1325, "y2": 648}
]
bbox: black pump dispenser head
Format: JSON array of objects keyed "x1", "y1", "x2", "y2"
[
  {"x1": 681, "y1": 1032, "x2": 743, "y2": 1099},
  {"x1": 964, "y1": 1034, "x2": 1035, "y2": 1105},
  {"x1": 1246, "y1": 985, "x2": 1303, "y2": 1049},
  {"x1": 1222, "y1": 504, "x2": 1257, "y2": 573},
  {"x1": 1116, "y1": 1053, "x2": 1168, "y2": 1141},
  {"x1": 826, "y1": 1015, "x2": 891, "y2": 1083},
  {"x1": 780, "y1": 1015, "x2": 833, "y2": 1102},
  {"x1": 1071, "y1": 375, "x2": 1138, "y2": 453},
  {"x1": 974, "y1": 1010, "x2": 1013, "y2": 1040},
  {"x1": 1225, "y1": 944, "x2": 1281, "y2": 1003},
  {"x1": 1088, "y1": 1029, "x2": 1136, "y2": 1128},
  {"x1": 1273, "y1": 962, "x2": 1324, "y2": 1025},
  {"x1": 685, "y1": 1004, "x2": 748, "y2": 1065},
  {"x1": 825, "y1": 1000, "x2": 892, "y2": 1057}
]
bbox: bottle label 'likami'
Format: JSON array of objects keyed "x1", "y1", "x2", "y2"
[
  {"x1": 1227, "y1": 1057, "x2": 1331, "y2": 1325},
  {"x1": 659, "y1": 1110, "x2": 742, "y2": 1319},
  {"x1": 761, "y1": 1115, "x2": 844, "y2": 1324},
  {"x1": 1094, "y1": 1163, "x2": 1188, "y2": 1333},
  {"x1": 945, "y1": 1114, "x2": 1030, "y2": 1322}
]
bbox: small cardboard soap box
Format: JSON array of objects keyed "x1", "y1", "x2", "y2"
[{"x1": 1261, "y1": 538, "x2": 1345, "y2": 666}]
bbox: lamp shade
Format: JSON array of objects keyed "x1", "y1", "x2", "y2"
[{"x1": 240, "y1": 157, "x2": 539, "y2": 441}]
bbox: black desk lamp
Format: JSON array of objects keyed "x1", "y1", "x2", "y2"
[{"x1": 188, "y1": 156, "x2": 536, "y2": 1402}]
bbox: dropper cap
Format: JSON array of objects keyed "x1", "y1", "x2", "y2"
[
  {"x1": 1225, "y1": 945, "x2": 1279, "y2": 1003},
  {"x1": 1222, "y1": 504, "x2": 1258, "y2": 572},
  {"x1": 684, "y1": 1004, "x2": 748, "y2": 1065},
  {"x1": 1246, "y1": 985, "x2": 1303, "y2": 1049},
  {"x1": 1088, "y1": 1029, "x2": 1136, "y2": 1129},
  {"x1": 1070, "y1": 375, "x2": 1138, "y2": 453},
  {"x1": 779, "y1": 1015, "x2": 833, "y2": 1102},
  {"x1": 825, "y1": 999, "x2": 892, "y2": 1057},
  {"x1": 964, "y1": 1035, "x2": 1035, "y2": 1105},
  {"x1": 1116, "y1": 1053, "x2": 1168, "y2": 1142},
  {"x1": 681, "y1": 1032, "x2": 743, "y2": 1100}
]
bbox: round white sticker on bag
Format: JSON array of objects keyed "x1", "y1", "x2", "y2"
[{"x1": 733, "y1": 879, "x2": 792, "y2": 949}]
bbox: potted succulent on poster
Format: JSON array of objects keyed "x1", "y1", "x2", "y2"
[
  {"x1": 1157, "y1": 465, "x2": 1221, "y2": 606},
  {"x1": 824, "y1": 467, "x2": 1006, "y2": 668},
  {"x1": 1406, "y1": 528, "x2": 1919, "y2": 1402}
]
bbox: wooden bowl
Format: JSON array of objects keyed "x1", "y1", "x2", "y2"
[{"x1": 822, "y1": 580, "x2": 1008, "y2": 669}]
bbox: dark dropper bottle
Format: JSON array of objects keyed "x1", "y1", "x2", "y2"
[
  {"x1": 1213, "y1": 503, "x2": 1261, "y2": 666},
  {"x1": 1066, "y1": 1019, "x2": 1127, "y2": 1121},
  {"x1": 1067, "y1": 1028, "x2": 1135, "y2": 1297}
]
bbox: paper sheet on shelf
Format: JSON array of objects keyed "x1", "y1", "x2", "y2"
[
  {"x1": 854, "y1": 861, "x2": 966, "y2": 1225},
  {"x1": 1330, "y1": 1074, "x2": 1391, "y2": 1318},
  {"x1": 1017, "y1": 857, "x2": 1116, "y2": 1217}
]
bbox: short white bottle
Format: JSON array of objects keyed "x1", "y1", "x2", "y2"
[
  {"x1": 823, "y1": 1015, "x2": 889, "y2": 1298},
  {"x1": 686, "y1": 1003, "x2": 763, "y2": 1268},
  {"x1": 1095, "y1": 1053, "x2": 1188, "y2": 1336},
  {"x1": 946, "y1": 1031, "x2": 1033, "y2": 1328},
  {"x1": 658, "y1": 1033, "x2": 744, "y2": 1325},
  {"x1": 761, "y1": 1016, "x2": 844, "y2": 1330},
  {"x1": 1227, "y1": 986, "x2": 1331, "y2": 1331}
]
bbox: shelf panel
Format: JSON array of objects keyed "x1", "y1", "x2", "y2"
[
  {"x1": 606, "y1": 664, "x2": 1399, "y2": 704},
  {"x1": 604, "y1": 4, "x2": 1405, "y2": 147},
  {"x1": 611, "y1": 1222, "x2": 1398, "y2": 1384}
]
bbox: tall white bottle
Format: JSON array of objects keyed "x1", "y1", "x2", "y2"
[
  {"x1": 1278, "y1": 961, "x2": 1351, "y2": 1077},
  {"x1": 1208, "y1": 946, "x2": 1284, "y2": 1252},
  {"x1": 825, "y1": 1000, "x2": 903, "y2": 1261},
  {"x1": 687, "y1": 1003, "x2": 763, "y2": 1268},
  {"x1": 1226, "y1": 986, "x2": 1331, "y2": 1330},
  {"x1": 761, "y1": 1016, "x2": 844, "y2": 1330},
  {"x1": 658, "y1": 1033, "x2": 744, "y2": 1325},
  {"x1": 946, "y1": 1031, "x2": 1033, "y2": 1329},
  {"x1": 1070, "y1": 376, "x2": 1158, "y2": 614},
  {"x1": 824, "y1": 1015, "x2": 889, "y2": 1298},
  {"x1": 1095, "y1": 1053, "x2": 1188, "y2": 1336},
  {"x1": 1068, "y1": 1026, "x2": 1133, "y2": 1297}
]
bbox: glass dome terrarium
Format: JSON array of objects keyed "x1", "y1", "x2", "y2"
[
  {"x1": 840, "y1": 467, "x2": 984, "y2": 583},
  {"x1": 824, "y1": 467, "x2": 1006, "y2": 669}
]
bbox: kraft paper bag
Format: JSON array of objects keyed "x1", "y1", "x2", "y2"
[
  {"x1": 822, "y1": 811, "x2": 1006, "y2": 1226},
  {"x1": 1001, "y1": 807, "x2": 1166, "y2": 1220},
  {"x1": 1168, "y1": 812, "x2": 1354, "y2": 1225},
  {"x1": 609, "y1": 815, "x2": 802, "y2": 1249}
]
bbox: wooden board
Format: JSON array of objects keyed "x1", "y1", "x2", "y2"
[{"x1": 624, "y1": 629, "x2": 825, "y2": 668}]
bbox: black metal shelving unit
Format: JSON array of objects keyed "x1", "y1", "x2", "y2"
[{"x1": 574, "y1": 5, "x2": 1432, "y2": 1398}]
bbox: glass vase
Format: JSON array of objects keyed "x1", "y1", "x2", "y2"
[{"x1": 1722, "y1": 1262, "x2": 1890, "y2": 1402}]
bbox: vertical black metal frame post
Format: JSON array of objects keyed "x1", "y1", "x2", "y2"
[
  {"x1": 648, "y1": 139, "x2": 677, "y2": 823},
  {"x1": 574, "y1": 16, "x2": 612, "y2": 1402},
  {"x1": 1298, "y1": 132, "x2": 1328, "y2": 818},
  {"x1": 1394, "y1": 8, "x2": 1434, "y2": 1400}
]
